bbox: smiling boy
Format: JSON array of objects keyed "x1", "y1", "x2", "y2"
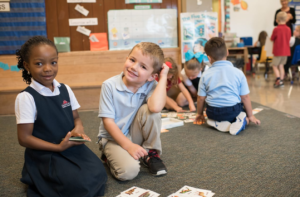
[{"x1": 97, "y1": 42, "x2": 169, "y2": 181}]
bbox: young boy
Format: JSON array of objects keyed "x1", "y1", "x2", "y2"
[
  {"x1": 97, "y1": 42, "x2": 169, "y2": 181},
  {"x1": 195, "y1": 37, "x2": 260, "y2": 135},
  {"x1": 271, "y1": 11, "x2": 291, "y2": 88}
]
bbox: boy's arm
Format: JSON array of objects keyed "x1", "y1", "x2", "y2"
[
  {"x1": 178, "y1": 82, "x2": 196, "y2": 111},
  {"x1": 147, "y1": 64, "x2": 169, "y2": 113},
  {"x1": 195, "y1": 95, "x2": 206, "y2": 123},
  {"x1": 240, "y1": 94, "x2": 260, "y2": 125},
  {"x1": 102, "y1": 117, "x2": 147, "y2": 160}
]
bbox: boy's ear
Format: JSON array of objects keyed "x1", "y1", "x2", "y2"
[
  {"x1": 147, "y1": 73, "x2": 158, "y2": 82},
  {"x1": 207, "y1": 55, "x2": 213, "y2": 64}
]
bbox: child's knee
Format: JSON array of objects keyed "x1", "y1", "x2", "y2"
[
  {"x1": 139, "y1": 104, "x2": 160, "y2": 120},
  {"x1": 111, "y1": 160, "x2": 140, "y2": 181}
]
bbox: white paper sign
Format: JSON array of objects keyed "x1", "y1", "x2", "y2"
[
  {"x1": 69, "y1": 18, "x2": 98, "y2": 26},
  {"x1": 67, "y1": 0, "x2": 96, "y2": 3},
  {"x1": 75, "y1": 4, "x2": 89, "y2": 16},
  {"x1": 89, "y1": 35, "x2": 99, "y2": 42},
  {"x1": 0, "y1": 2, "x2": 10, "y2": 12},
  {"x1": 76, "y1": 26, "x2": 91, "y2": 36}
]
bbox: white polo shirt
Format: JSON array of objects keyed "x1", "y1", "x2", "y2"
[
  {"x1": 15, "y1": 79, "x2": 80, "y2": 124},
  {"x1": 98, "y1": 73, "x2": 157, "y2": 140}
]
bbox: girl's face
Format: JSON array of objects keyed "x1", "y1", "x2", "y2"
[
  {"x1": 193, "y1": 43, "x2": 204, "y2": 53},
  {"x1": 294, "y1": 27, "x2": 300, "y2": 37},
  {"x1": 185, "y1": 67, "x2": 200, "y2": 80},
  {"x1": 167, "y1": 73, "x2": 173, "y2": 80},
  {"x1": 24, "y1": 44, "x2": 58, "y2": 91}
]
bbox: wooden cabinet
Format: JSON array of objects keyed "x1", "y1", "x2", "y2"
[{"x1": 228, "y1": 47, "x2": 249, "y2": 74}]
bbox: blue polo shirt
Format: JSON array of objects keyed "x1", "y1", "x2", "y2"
[
  {"x1": 198, "y1": 60, "x2": 249, "y2": 107},
  {"x1": 98, "y1": 73, "x2": 157, "y2": 140}
]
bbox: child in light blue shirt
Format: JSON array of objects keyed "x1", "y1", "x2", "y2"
[{"x1": 196, "y1": 37, "x2": 260, "y2": 135}]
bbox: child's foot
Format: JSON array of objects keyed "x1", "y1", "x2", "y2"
[
  {"x1": 207, "y1": 119, "x2": 231, "y2": 132},
  {"x1": 278, "y1": 80, "x2": 284, "y2": 87},
  {"x1": 229, "y1": 112, "x2": 247, "y2": 135},
  {"x1": 141, "y1": 150, "x2": 167, "y2": 176}
]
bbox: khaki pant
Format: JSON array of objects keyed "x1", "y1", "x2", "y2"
[{"x1": 99, "y1": 104, "x2": 162, "y2": 181}]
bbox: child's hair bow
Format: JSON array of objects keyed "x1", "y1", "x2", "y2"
[
  {"x1": 165, "y1": 61, "x2": 172, "y2": 68},
  {"x1": 185, "y1": 50, "x2": 209, "y2": 63}
]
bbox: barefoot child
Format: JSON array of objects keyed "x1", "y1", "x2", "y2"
[{"x1": 15, "y1": 36, "x2": 107, "y2": 196}]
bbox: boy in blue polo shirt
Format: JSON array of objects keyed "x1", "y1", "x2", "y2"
[
  {"x1": 98, "y1": 42, "x2": 169, "y2": 181},
  {"x1": 195, "y1": 37, "x2": 260, "y2": 135}
]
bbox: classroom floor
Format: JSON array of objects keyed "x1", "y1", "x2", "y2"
[{"x1": 247, "y1": 71, "x2": 300, "y2": 118}]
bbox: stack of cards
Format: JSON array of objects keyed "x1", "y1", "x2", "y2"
[
  {"x1": 167, "y1": 185, "x2": 215, "y2": 197},
  {"x1": 116, "y1": 186, "x2": 160, "y2": 197}
]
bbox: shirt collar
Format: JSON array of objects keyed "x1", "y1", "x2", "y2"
[
  {"x1": 115, "y1": 72, "x2": 151, "y2": 94},
  {"x1": 211, "y1": 60, "x2": 234, "y2": 68},
  {"x1": 31, "y1": 78, "x2": 60, "y2": 92}
]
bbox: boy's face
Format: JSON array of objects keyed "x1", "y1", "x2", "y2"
[
  {"x1": 123, "y1": 48, "x2": 157, "y2": 86},
  {"x1": 185, "y1": 67, "x2": 200, "y2": 80}
]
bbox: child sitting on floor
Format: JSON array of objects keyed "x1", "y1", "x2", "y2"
[
  {"x1": 15, "y1": 36, "x2": 107, "y2": 196},
  {"x1": 158, "y1": 57, "x2": 196, "y2": 112},
  {"x1": 195, "y1": 37, "x2": 261, "y2": 135},
  {"x1": 181, "y1": 50, "x2": 210, "y2": 98}
]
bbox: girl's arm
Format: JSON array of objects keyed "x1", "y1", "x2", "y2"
[
  {"x1": 178, "y1": 82, "x2": 196, "y2": 111},
  {"x1": 70, "y1": 110, "x2": 90, "y2": 141},
  {"x1": 187, "y1": 85, "x2": 197, "y2": 97},
  {"x1": 17, "y1": 124, "x2": 83, "y2": 152},
  {"x1": 148, "y1": 64, "x2": 169, "y2": 113},
  {"x1": 166, "y1": 96, "x2": 183, "y2": 112},
  {"x1": 102, "y1": 117, "x2": 148, "y2": 160}
]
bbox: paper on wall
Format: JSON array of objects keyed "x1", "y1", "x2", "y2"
[
  {"x1": 69, "y1": 18, "x2": 98, "y2": 26},
  {"x1": 67, "y1": 0, "x2": 96, "y2": 3},
  {"x1": 76, "y1": 26, "x2": 91, "y2": 36},
  {"x1": 89, "y1": 34, "x2": 99, "y2": 42},
  {"x1": 75, "y1": 4, "x2": 89, "y2": 16}
]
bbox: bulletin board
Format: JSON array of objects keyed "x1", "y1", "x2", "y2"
[
  {"x1": 180, "y1": 12, "x2": 218, "y2": 63},
  {"x1": 107, "y1": 9, "x2": 178, "y2": 50}
]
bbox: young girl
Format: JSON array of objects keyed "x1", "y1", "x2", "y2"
[
  {"x1": 181, "y1": 50, "x2": 209, "y2": 98},
  {"x1": 162, "y1": 57, "x2": 196, "y2": 112},
  {"x1": 254, "y1": 31, "x2": 268, "y2": 47},
  {"x1": 15, "y1": 36, "x2": 107, "y2": 197}
]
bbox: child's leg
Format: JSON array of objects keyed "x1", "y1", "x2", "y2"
[
  {"x1": 279, "y1": 64, "x2": 285, "y2": 80},
  {"x1": 130, "y1": 104, "x2": 162, "y2": 154},
  {"x1": 100, "y1": 139, "x2": 140, "y2": 181},
  {"x1": 130, "y1": 104, "x2": 167, "y2": 176},
  {"x1": 272, "y1": 64, "x2": 280, "y2": 78},
  {"x1": 176, "y1": 92, "x2": 188, "y2": 107}
]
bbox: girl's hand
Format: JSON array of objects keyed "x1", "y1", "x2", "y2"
[
  {"x1": 70, "y1": 127, "x2": 91, "y2": 141},
  {"x1": 127, "y1": 143, "x2": 148, "y2": 160},
  {"x1": 59, "y1": 132, "x2": 84, "y2": 152},
  {"x1": 160, "y1": 63, "x2": 170, "y2": 78},
  {"x1": 175, "y1": 106, "x2": 185, "y2": 112},
  {"x1": 189, "y1": 103, "x2": 196, "y2": 112}
]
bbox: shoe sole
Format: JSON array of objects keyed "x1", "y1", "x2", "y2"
[
  {"x1": 229, "y1": 112, "x2": 247, "y2": 135},
  {"x1": 207, "y1": 119, "x2": 230, "y2": 132}
]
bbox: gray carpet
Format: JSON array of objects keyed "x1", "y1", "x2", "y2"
[{"x1": 1, "y1": 102, "x2": 300, "y2": 197}]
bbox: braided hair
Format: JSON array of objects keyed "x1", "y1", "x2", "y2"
[{"x1": 16, "y1": 36, "x2": 58, "y2": 84}]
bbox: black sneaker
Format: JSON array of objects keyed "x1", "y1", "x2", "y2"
[{"x1": 141, "y1": 150, "x2": 167, "y2": 176}]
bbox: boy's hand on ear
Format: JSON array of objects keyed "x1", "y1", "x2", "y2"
[{"x1": 160, "y1": 63, "x2": 169, "y2": 78}]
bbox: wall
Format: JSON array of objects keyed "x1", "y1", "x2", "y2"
[
  {"x1": 230, "y1": 0, "x2": 281, "y2": 43},
  {"x1": 45, "y1": 0, "x2": 179, "y2": 52}
]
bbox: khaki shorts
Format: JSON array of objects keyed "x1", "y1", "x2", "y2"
[{"x1": 272, "y1": 56, "x2": 287, "y2": 66}]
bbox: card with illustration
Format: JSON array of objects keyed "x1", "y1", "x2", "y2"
[
  {"x1": 119, "y1": 186, "x2": 160, "y2": 197},
  {"x1": 168, "y1": 185, "x2": 214, "y2": 197},
  {"x1": 68, "y1": 136, "x2": 91, "y2": 142}
]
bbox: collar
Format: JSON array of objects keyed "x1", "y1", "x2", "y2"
[
  {"x1": 211, "y1": 60, "x2": 234, "y2": 68},
  {"x1": 31, "y1": 78, "x2": 60, "y2": 92},
  {"x1": 116, "y1": 72, "x2": 150, "y2": 94}
]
